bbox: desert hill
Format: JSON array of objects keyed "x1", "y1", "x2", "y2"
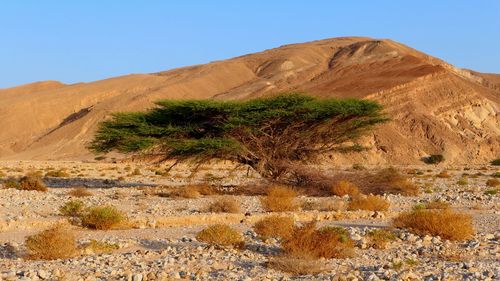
[{"x1": 0, "y1": 37, "x2": 498, "y2": 164}]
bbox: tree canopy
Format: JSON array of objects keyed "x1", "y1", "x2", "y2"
[{"x1": 89, "y1": 93, "x2": 387, "y2": 179}]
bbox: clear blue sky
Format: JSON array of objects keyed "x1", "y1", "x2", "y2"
[{"x1": 1, "y1": 0, "x2": 499, "y2": 88}]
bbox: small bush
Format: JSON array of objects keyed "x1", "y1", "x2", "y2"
[
  {"x1": 172, "y1": 185, "x2": 201, "y2": 199},
  {"x1": 365, "y1": 167, "x2": 419, "y2": 196},
  {"x1": 253, "y1": 216, "x2": 295, "y2": 240},
  {"x1": 423, "y1": 154, "x2": 444, "y2": 164},
  {"x1": 484, "y1": 189, "x2": 498, "y2": 196},
  {"x1": 67, "y1": 187, "x2": 93, "y2": 197},
  {"x1": 348, "y1": 195, "x2": 390, "y2": 211},
  {"x1": 130, "y1": 168, "x2": 141, "y2": 176},
  {"x1": 195, "y1": 224, "x2": 243, "y2": 247},
  {"x1": 266, "y1": 256, "x2": 328, "y2": 276},
  {"x1": 392, "y1": 209, "x2": 474, "y2": 240},
  {"x1": 282, "y1": 222, "x2": 354, "y2": 259},
  {"x1": 436, "y1": 171, "x2": 451, "y2": 178},
  {"x1": 19, "y1": 174, "x2": 47, "y2": 192},
  {"x1": 207, "y1": 197, "x2": 240, "y2": 213},
  {"x1": 45, "y1": 169, "x2": 69, "y2": 178},
  {"x1": 25, "y1": 225, "x2": 77, "y2": 260},
  {"x1": 490, "y1": 159, "x2": 500, "y2": 166},
  {"x1": 330, "y1": 180, "x2": 359, "y2": 197},
  {"x1": 486, "y1": 178, "x2": 499, "y2": 187},
  {"x1": 457, "y1": 177, "x2": 468, "y2": 186},
  {"x1": 192, "y1": 184, "x2": 218, "y2": 196},
  {"x1": 60, "y1": 200, "x2": 86, "y2": 217},
  {"x1": 4, "y1": 179, "x2": 20, "y2": 189},
  {"x1": 365, "y1": 229, "x2": 395, "y2": 249},
  {"x1": 83, "y1": 239, "x2": 119, "y2": 254},
  {"x1": 81, "y1": 206, "x2": 125, "y2": 230},
  {"x1": 260, "y1": 186, "x2": 299, "y2": 212}
]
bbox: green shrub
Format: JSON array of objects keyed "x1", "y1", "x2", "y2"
[
  {"x1": 59, "y1": 200, "x2": 86, "y2": 217},
  {"x1": 490, "y1": 159, "x2": 500, "y2": 166},
  {"x1": 81, "y1": 206, "x2": 125, "y2": 230},
  {"x1": 4, "y1": 179, "x2": 20, "y2": 189},
  {"x1": 484, "y1": 189, "x2": 498, "y2": 196}
]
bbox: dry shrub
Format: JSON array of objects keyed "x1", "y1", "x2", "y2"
[
  {"x1": 425, "y1": 200, "x2": 450, "y2": 210},
  {"x1": 330, "y1": 180, "x2": 359, "y2": 197},
  {"x1": 347, "y1": 195, "x2": 389, "y2": 211},
  {"x1": 486, "y1": 178, "x2": 499, "y2": 187},
  {"x1": 81, "y1": 206, "x2": 125, "y2": 230},
  {"x1": 267, "y1": 256, "x2": 328, "y2": 276},
  {"x1": 194, "y1": 184, "x2": 218, "y2": 195},
  {"x1": 282, "y1": 222, "x2": 354, "y2": 259},
  {"x1": 253, "y1": 216, "x2": 295, "y2": 240},
  {"x1": 457, "y1": 177, "x2": 468, "y2": 186},
  {"x1": 83, "y1": 239, "x2": 119, "y2": 254},
  {"x1": 195, "y1": 224, "x2": 243, "y2": 247},
  {"x1": 365, "y1": 229, "x2": 395, "y2": 249},
  {"x1": 207, "y1": 197, "x2": 241, "y2": 213},
  {"x1": 60, "y1": 200, "x2": 86, "y2": 217},
  {"x1": 130, "y1": 168, "x2": 141, "y2": 176},
  {"x1": 364, "y1": 167, "x2": 419, "y2": 196},
  {"x1": 260, "y1": 186, "x2": 299, "y2": 212},
  {"x1": 392, "y1": 209, "x2": 474, "y2": 240},
  {"x1": 25, "y1": 225, "x2": 77, "y2": 260},
  {"x1": 172, "y1": 186, "x2": 200, "y2": 198},
  {"x1": 19, "y1": 174, "x2": 47, "y2": 192},
  {"x1": 67, "y1": 187, "x2": 92, "y2": 197},
  {"x1": 45, "y1": 169, "x2": 69, "y2": 178},
  {"x1": 171, "y1": 184, "x2": 217, "y2": 199},
  {"x1": 436, "y1": 171, "x2": 451, "y2": 178}
]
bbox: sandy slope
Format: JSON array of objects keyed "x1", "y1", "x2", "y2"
[{"x1": 0, "y1": 37, "x2": 498, "y2": 163}]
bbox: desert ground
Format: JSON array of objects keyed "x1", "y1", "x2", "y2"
[{"x1": 0, "y1": 160, "x2": 498, "y2": 281}]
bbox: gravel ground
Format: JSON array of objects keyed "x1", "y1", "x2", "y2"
[{"x1": 0, "y1": 162, "x2": 498, "y2": 280}]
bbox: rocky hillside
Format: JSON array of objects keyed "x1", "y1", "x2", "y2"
[{"x1": 0, "y1": 37, "x2": 498, "y2": 164}]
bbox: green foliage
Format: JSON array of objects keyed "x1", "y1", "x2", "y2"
[
  {"x1": 90, "y1": 93, "x2": 386, "y2": 179},
  {"x1": 59, "y1": 200, "x2": 86, "y2": 217},
  {"x1": 491, "y1": 159, "x2": 500, "y2": 166},
  {"x1": 81, "y1": 206, "x2": 124, "y2": 230}
]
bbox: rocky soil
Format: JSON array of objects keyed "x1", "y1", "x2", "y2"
[{"x1": 0, "y1": 161, "x2": 499, "y2": 280}]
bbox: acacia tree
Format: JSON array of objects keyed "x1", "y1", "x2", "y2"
[{"x1": 89, "y1": 93, "x2": 387, "y2": 179}]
